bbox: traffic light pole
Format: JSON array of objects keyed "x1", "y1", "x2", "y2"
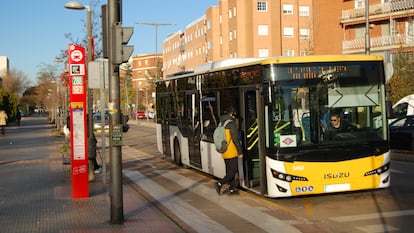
[
  {"x1": 104, "y1": 0, "x2": 134, "y2": 224},
  {"x1": 108, "y1": 0, "x2": 123, "y2": 224}
]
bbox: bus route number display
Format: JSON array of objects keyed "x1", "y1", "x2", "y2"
[{"x1": 110, "y1": 124, "x2": 123, "y2": 146}]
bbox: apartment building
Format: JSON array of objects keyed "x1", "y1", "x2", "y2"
[
  {"x1": 162, "y1": 0, "x2": 313, "y2": 77},
  {"x1": 337, "y1": 0, "x2": 414, "y2": 62},
  {"x1": 0, "y1": 56, "x2": 8, "y2": 80},
  {"x1": 130, "y1": 54, "x2": 160, "y2": 110}
]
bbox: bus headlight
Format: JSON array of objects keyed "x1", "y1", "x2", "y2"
[
  {"x1": 364, "y1": 162, "x2": 390, "y2": 176},
  {"x1": 270, "y1": 168, "x2": 308, "y2": 182}
]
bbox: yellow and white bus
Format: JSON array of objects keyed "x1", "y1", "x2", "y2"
[{"x1": 155, "y1": 55, "x2": 391, "y2": 197}]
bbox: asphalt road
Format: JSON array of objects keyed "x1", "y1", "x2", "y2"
[{"x1": 123, "y1": 120, "x2": 414, "y2": 233}]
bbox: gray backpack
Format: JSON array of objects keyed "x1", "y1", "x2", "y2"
[{"x1": 213, "y1": 119, "x2": 232, "y2": 153}]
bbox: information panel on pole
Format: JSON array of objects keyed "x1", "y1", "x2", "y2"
[{"x1": 68, "y1": 44, "x2": 89, "y2": 198}]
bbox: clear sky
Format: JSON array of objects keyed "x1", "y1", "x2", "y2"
[{"x1": 0, "y1": 0, "x2": 217, "y2": 84}]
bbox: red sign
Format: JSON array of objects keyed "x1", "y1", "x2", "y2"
[{"x1": 68, "y1": 44, "x2": 89, "y2": 198}]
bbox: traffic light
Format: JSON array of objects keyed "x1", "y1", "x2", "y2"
[{"x1": 112, "y1": 23, "x2": 134, "y2": 64}]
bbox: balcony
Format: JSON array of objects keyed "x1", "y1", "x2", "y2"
[
  {"x1": 343, "y1": 34, "x2": 414, "y2": 52},
  {"x1": 341, "y1": 0, "x2": 414, "y2": 21}
]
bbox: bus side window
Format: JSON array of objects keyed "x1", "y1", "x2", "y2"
[{"x1": 201, "y1": 96, "x2": 218, "y2": 141}]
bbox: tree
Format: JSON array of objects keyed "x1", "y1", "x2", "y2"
[
  {"x1": 387, "y1": 49, "x2": 414, "y2": 103},
  {"x1": 2, "y1": 68, "x2": 31, "y2": 95},
  {"x1": 0, "y1": 88, "x2": 18, "y2": 121},
  {"x1": 57, "y1": 0, "x2": 103, "y2": 62},
  {"x1": 120, "y1": 63, "x2": 134, "y2": 114}
]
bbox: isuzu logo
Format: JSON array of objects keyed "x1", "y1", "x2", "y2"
[{"x1": 324, "y1": 172, "x2": 350, "y2": 179}]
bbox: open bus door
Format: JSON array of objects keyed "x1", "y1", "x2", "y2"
[{"x1": 240, "y1": 86, "x2": 267, "y2": 195}]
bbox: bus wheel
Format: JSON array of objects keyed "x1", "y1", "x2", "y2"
[{"x1": 174, "y1": 139, "x2": 182, "y2": 166}]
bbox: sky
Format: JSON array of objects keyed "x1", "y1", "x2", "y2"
[{"x1": 0, "y1": 0, "x2": 217, "y2": 84}]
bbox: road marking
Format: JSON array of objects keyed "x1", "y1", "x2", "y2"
[
  {"x1": 356, "y1": 224, "x2": 399, "y2": 233},
  {"x1": 124, "y1": 170, "x2": 233, "y2": 233},
  {"x1": 390, "y1": 169, "x2": 405, "y2": 174},
  {"x1": 156, "y1": 170, "x2": 302, "y2": 233},
  {"x1": 329, "y1": 209, "x2": 414, "y2": 222}
]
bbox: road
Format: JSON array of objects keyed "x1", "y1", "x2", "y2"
[{"x1": 123, "y1": 119, "x2": 414, "y2": 233}]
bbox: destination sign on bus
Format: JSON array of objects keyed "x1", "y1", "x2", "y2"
[{"x1": 275, "y1": 65, "x2": 354, "y2": 80}]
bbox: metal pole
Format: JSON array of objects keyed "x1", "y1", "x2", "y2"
[
  {"x1": 136, "y1": 22, "x2": 175, "y2": 81},
  {"x1": 85, "y1": 5, "x2": 97, "y2": 182},
  {"x1": 155, "y1": 25, "x2": 158, "y2": 81},
  {"x1": 100, "y1": 60, "x2": 107, "y2": 187},
  {"x1": 108, "y1": 0, "x2": 123, "y2": 224},
  {"x1": 365, "y1": 0, "x2": 370, "y2": 55}
]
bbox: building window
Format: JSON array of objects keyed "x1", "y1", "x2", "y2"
[
  {"x1": 230, "y1": 31, "x2": 233, "y2": 41},
  {"x1": 233, "y1": 7, "x2": 237, "y2": 16},
  {"x1": 258, "y1": 1, "x2": 267, "y2": 12},
  {"x1": 229, "y1": 9, "x2": 232, "y2": 19},
  {"x1": 355, "y1": 27, "x2": 365, "y2": 39},
  {"x1": 283, "y1": 4, "x2": 293, "y2": 14},
  {"x1": 283, "y1": 27, "x2": 294, "y2": 37},
  {"x1": 300, "y1": 50, "x2": 307, "y2": 56},
  {"x1": 258, "y1": 25, "x2": 269, "y2": 36},
  {"x1": 299, "y1": 28, "x2": 310, "y2": 38},
  {"x1": 407, "y1": 20, "x2": 414, "y2": 37},
  {"x1": 258, "y1": 48, "x2": 269, "y2": 57},
  {"x1": 284, "y1": 50, "x2": 295, "y2": 56},
  {"x1": 299, "y1": 6, "x2": 309, "y2": 16},
  {"x1": 355, "y1": 0, "x2": 365, "y2": 9}
]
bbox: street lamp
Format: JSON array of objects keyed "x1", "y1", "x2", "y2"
[
  {"x1": 136, "y1": 22, "x2": 175, "y2": 80},
  {"x1": 64, "y1": 1, "x2": 96, "y2": 177}
]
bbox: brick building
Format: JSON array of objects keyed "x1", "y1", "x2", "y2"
[
  {"x1": 134, "y1": 0, "x2": 414, "y2": 83},
  {"x1": 162, "y1": 0, "x2": 313, "y2": 77},
  {"x1": 314, "y1": 0, "x2": 414, "y2": 67},
  {"x1": 129, "y1": 54, "x2": 159, "y2": 110}
]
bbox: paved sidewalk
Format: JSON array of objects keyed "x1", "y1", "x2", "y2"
[{"x1": 0, "y1": 116, "x2": 183, "y2": 233}]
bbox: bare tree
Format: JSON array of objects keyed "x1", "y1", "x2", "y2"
[{"x1": 2, "y1": 68, "x2": 32, "y2": 95}]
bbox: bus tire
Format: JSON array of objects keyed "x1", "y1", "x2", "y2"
[{"x1": 174, "y1": 139, "x2": 182, "y2": 166}]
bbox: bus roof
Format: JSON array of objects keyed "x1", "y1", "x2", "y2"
[
  {"x1": 193, "y1": 57, "x2": 264, "y2": 73},
  {"x1": 160, "y1": 55, "x2": 384, "y2": 81},
  {"x1": 261, "y1": 55, "x2": 384, "y2": 65}
]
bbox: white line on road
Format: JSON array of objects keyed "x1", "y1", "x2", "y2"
[
  {"x1": 124, "y1": 170, "x2": 233, "y2": 233},
  {"x1": 329, "y1": 209, "x2": 414, "y2": 222},
  {"x1": 154, "y1": 169, "x2": 302, "y2": 233},
  {"x1": 124, "y1": 167, "x2": 302, "y2": 233}
]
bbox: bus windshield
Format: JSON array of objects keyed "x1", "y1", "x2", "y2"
[{"x1": 265, "y1": 61, "x2": 388, "y2": 162}]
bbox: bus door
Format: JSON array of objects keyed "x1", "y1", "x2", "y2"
[
  {"x1": 240, "y1": 87, "x2": 262, "y2": 193},
  {"x1": 159, "y1": 94, "x2": 171, "y2": 157},
  {"x1": 185, "y1": 92, "x2": 202, "y2": 168}
]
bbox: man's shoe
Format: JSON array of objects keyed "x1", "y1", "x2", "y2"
[
  {"x1": 215, "y1": 182, "x2": 222, "y2": 195},
  {"x1": 228, "y1": 188, "x2": 239, "y2": 195}
]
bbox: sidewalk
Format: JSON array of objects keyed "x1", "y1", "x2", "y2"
[{"x1": 0, "y1": 116, "x2": 184, "y2": 233}]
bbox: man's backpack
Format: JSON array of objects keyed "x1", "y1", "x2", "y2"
[{"x1": 213, "y1": 119, "x2": 232, "y2": 153}]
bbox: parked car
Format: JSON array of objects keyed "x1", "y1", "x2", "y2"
[
  {"x1": 135, "y1": 111, "x2": 146, "y2": 119},
  {"x1": 146, "y1": 110, "x2": 156, "y2": 119},
  {"x1": 389, "y1": 114, "x2": 414, "y2": 151},
  {"x1": 93, "y1": 112, "x2": 110, "y2": 133},
  {"x1": 93, "y1": 112, "x2": 129, "y2": 133}
]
